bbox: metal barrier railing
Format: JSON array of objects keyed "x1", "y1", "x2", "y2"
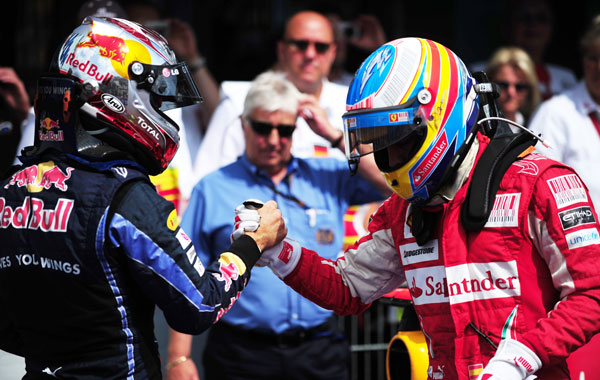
[{"x1": 338, "y1": 297, "x2": 407, "y2": 380}]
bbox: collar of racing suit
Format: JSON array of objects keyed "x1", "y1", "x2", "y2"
[{"x1": 426, "y1": 137, "x2": 480, "y2": 206}]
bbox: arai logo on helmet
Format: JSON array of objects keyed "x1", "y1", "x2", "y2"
[
  {"x1": 359, "y1": 45, "x2": 394, "y2": 95},
  {"x1": 101, "y1": 94, "x2": 125, "y2": 113}
]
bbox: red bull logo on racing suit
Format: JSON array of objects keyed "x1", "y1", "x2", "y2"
[{"x1": 5, "y1": 161, "x2": 73, "y2": 193}]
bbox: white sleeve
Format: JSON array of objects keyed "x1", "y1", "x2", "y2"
[{"x1": 528, "y1": 101, "x2": 567, "y2": 162}]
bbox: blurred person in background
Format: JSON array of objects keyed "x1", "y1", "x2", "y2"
[
  {"x1": 327, "y1": 13, "x2": 387, "y2": 86},
  {"x1": 193, "y1": 10, "x2": 349, "y2": 181},
  {"x1": 470, "y1": 0, "x2": 576, "y2": 100},
  {"x1": 501, "y1": 0, "x2": 576, "y2": 99},
  {"x1": 529, "y1": 15, "x2": 600, "y2": 209},
  {"x1": 486, "y1": 46, "x2": 541, "y2": 126}
]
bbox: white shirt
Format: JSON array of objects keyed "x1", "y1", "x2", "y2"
[
  {"x1": 192, "y1": 78, "x2": 349, "y2": 181},
  {"x1": 529, "y1": 81, "x2": 600, "y2": 208}
]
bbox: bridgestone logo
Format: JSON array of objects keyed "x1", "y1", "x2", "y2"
[
  {"x1": 404, "y1": 247, "x2": 435, "y2": 258},
  {"x1": 399, "y1": 240, "x2": 438, "y2": 266}
]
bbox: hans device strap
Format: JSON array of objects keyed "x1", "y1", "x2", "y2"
[{"x1": 460, "y1": 128, "x2": 537, "y2": 232}]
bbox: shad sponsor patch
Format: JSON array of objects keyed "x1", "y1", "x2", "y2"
[
  {"x1": 547, "y1": 174, "x2": 588, "y2": 209},
  {"x1": 485, "y1": 193, "x2": 520, "y2": 228},
  {"x1": 404, "y1": 261, "x2": 520, "y2": 305},
  {"x1": 399, "y1": 239, "x2": 439, "y2": 265},
  {"x1": 565, "y1": 227, "x2": 600, "y2": 250}
]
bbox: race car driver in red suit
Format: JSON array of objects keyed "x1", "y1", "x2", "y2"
[{"x1": 233, "y1": 38, "x2": 600, "y2": 380}]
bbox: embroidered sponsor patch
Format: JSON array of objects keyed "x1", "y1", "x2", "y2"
[
  {"x1": 404, "y1": 261, "x2": 520, "y2": 305},
  {"x1": 547, "y1": 174, "x2": 588, "y2": 208},
  {"x1": 468, "y1": 364, "x2": 483, "y2": 380},
  {"x1": 277, "y1": 241, "x2": 294, "y2": 264},
  {"x1": 485, "y1": 193, "x2": 520, "y2": 228},
  {"x1": 558, "y1": 206, "x2": 596, "y2": 231},
  {"x1": 513, "y1": 160, "x2": 539, "y2": 175},
  {"x1": 167, "y1": 209, "x2": 179, "y2": 231},
  {"x1": 185, "y1": 245, "x2": 205, "y2": 277},
  {"x1": 565, "y1": 227, "x2": 600, "y2": 250},
  {"x1": 399, "y1": 239, "x2": 439, "y2": 265},
  {"x1": 176, "y1": 228, "x2": 192, "y2": 249}
]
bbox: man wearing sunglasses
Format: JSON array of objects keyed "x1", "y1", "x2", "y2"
[
  {"x1": 193, "y1": 10, "x2": 349, "y2": 181},
  {"x1": 166, "y1": 71, "x2": 389, "y2": 380}
]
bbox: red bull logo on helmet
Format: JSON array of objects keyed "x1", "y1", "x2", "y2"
[
  {"x1": 77, "y1": 32, "x2": 127, "y2": 64},
  {"x1": 65, "y1": 53, "x2": 115, "y2": 84},
  {"x1": 5, "y1": 161, "x2": 74, "y2": 193}
]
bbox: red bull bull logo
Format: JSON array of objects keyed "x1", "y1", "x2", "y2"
[
  {"x1": 77, "y1": 32, "x2": 127, "y2": 64},
  {"x1": 5, "y1": 161, "x2": 73, "y2": 193},
  {"x1": 212, "y1": 261, "x2": 240, "y2": 292},
  {"x1": 39, "y1": 117, "x2": 64, "y2": 141}
]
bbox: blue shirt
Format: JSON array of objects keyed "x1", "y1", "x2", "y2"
[{"x1": 182, "y1": 154, "x2": 384, "y2": 333}]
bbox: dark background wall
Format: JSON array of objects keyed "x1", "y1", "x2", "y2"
[{"x1": 1, "y1": 0, "x2": 598, "y2": 101}]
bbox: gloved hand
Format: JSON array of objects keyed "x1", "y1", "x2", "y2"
[
  {"x1": 478, "y1": 339, "x2": 541, "y2": 380},
  {"x1": 258, "y1": 237, "x2": 302, "y2": 278},
  {"x1": 230, "y1": 199, "x2": 264, "y2": 242}
]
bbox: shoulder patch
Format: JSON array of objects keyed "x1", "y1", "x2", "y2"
[
  {"x1": 547, "y1": 174, "x2": 588, "y2": 209},
  {"x1": 166, "y1": 209, "x2": 179, "y2": 231},
  {"x1": 558, "y1": 206, "x2": 596, "y2": 231},
  {"x1": 485, "y1": 193, "x2": 520, "y2": 228},
  {"x1": 565, "y1": 227, "x2": 600, "y2": 249}
]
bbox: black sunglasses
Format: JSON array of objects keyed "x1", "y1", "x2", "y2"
[
  {"x1": 247, "y1": 119, "x2": 296, "y2": 138},
  {"x1": 285, "y1": 39, "x2": 332, "y2": 54},
  {"x1": 496, "y1": 81, "x2": 530, "y2": 93}
]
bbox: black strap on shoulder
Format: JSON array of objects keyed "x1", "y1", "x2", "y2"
[{"x1": 460, "y1": 129, "x2": 537, "y2": 232}]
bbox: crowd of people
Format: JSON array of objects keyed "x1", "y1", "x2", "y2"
[{"x1": 1, "y1": 0, "x2": 600, "y2": 379}]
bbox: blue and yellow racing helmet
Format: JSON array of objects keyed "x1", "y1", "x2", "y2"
[{"x1": 343, "y1": 38, "x2": 479, "y2": 203}]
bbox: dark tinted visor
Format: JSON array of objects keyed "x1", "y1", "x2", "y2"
[{"x1": 131, "y1": 62, "x2": 203, "y2": 112}]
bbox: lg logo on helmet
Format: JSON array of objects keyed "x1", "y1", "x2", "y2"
[{"x1": 101, "y1": 94, "x2": 125, "y2": 113}]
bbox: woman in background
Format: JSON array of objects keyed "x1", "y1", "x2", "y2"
[{"x1": 486, "y1": 46, "x2": 541, "y2": 125}]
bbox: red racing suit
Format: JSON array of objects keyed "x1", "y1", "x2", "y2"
[{"x1": 284, "y1": 134, "x2": 600, "y2": 380}]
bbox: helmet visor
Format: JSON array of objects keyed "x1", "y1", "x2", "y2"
[
  {"x1": 342, "y1": 101, "x2": 426, "y2": 161},
  {"x1": 133, "y1": 62, "x2": 203, "y2": 112}
]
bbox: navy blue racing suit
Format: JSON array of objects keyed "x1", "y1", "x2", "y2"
[{"x1": 0, "y1": 153, "x2": 260, "y2": 379}]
